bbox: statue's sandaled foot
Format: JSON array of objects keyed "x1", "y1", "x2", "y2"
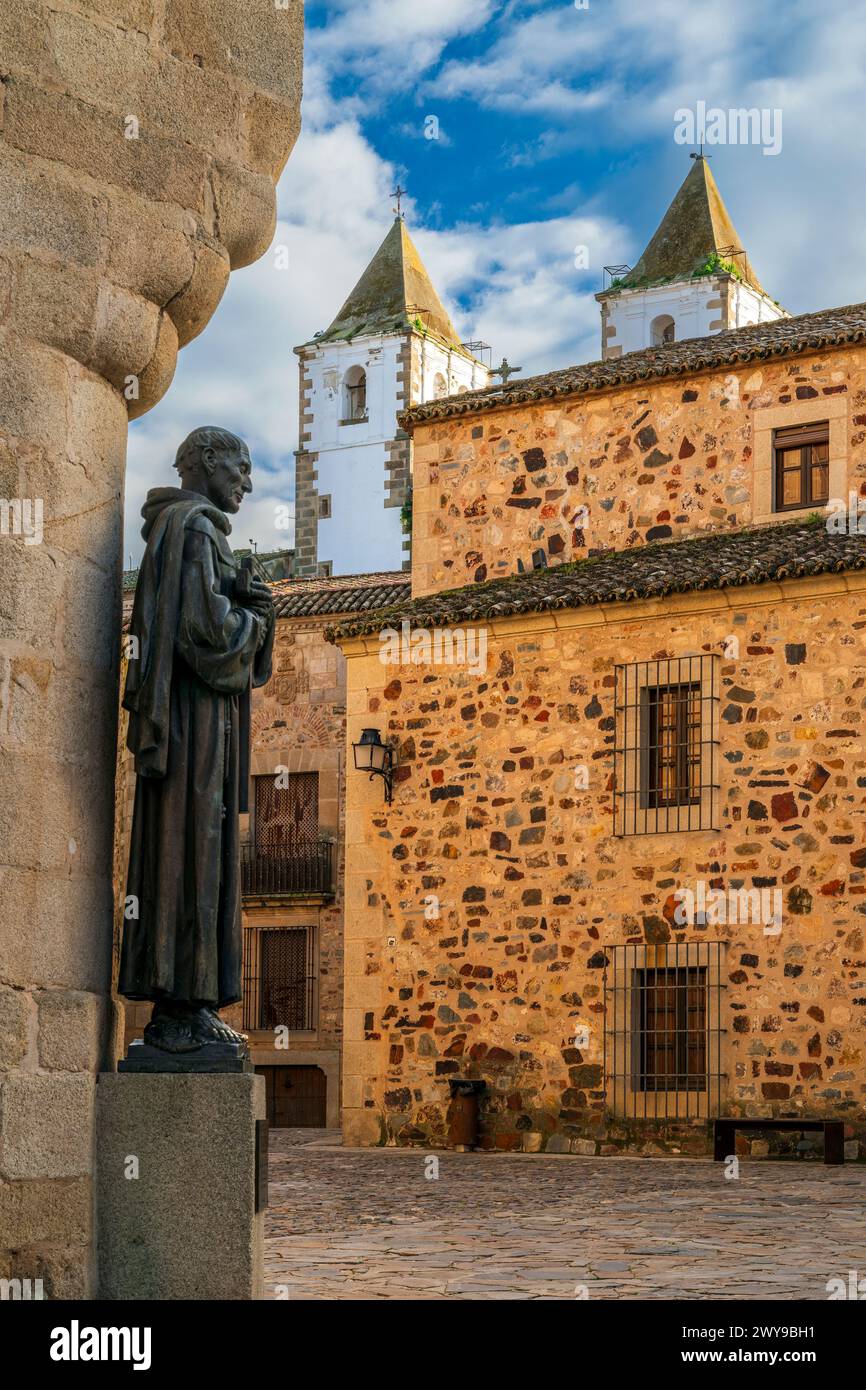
[
  {"x1": 189, "y1": 1006, "x2": 247, "y2": 1047},
  {"x1": 144, "y1": 1004, "x2": 199, "y2": 1054}
]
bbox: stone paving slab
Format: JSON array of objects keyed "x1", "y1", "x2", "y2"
[{"x1": 264, "y1": 1135, "x2": 866, "y2": 1300}]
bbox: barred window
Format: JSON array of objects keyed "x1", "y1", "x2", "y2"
[
  {"x1": 243, "y1": 924, "x2": 317, "y2": 1032},
  {"x1": 604, "y1": 942, "x2": 725, "y2": 1120},
  {"x1": 637, "y1": 966, "x2": 706, "y2": 1091},
  {"x1": 614, "y1": 655, "x2": 719, "y2": 835},
  {"x1": 645, "y1": 681, "x2": 701, "y2": 808}
]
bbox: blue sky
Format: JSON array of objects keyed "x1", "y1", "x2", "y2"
[{"x1": 126, "y1": 0, "x2": 866, "y2": 565}]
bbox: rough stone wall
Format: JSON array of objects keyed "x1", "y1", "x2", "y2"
[
  {"x1": 341, "y1": 580, "x2": 866, "y2": 1155},
  {"x1": 410, "y1": 346, "x2": 866, "y2": 597},
  {"x1": 385, "y1": 336, "x2": 411, "y2": 513},
  {"x1": 0, "y1": 0, "x2": 302, "y2": 1296},
  {"x1": 240, "y1": 619, "x2": 346, "y2": 1072}
]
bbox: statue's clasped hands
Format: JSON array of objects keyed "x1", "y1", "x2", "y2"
[{"x1": 241, "y1": 578, "x2": 275, "y2": 620}]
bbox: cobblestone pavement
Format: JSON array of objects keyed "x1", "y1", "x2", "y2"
[{"x1": 264, "y1": 1135, "x2": 866, "y2": 1300}]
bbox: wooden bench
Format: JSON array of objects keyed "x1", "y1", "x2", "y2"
[{"x1": 713, "y1": 1118, "x2": 844, "y2": 1165}]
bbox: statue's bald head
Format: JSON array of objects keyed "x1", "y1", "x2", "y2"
[
  {"x1": 174, "y1": 426, "x2": 252, "y2": 514},
  {"x1": 175, "y1": 427, "x2": 248, "y2": 479}
]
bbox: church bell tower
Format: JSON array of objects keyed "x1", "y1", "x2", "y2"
[
  {"x1": 294, "y1": 210, "x2": 489, "y2": 577},
  {"x1": 596, "y1": 155, "x2": 787, "y2": 360}
]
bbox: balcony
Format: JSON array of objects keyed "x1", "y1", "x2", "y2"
[{"x1": 240, "y1": 839, "x2": 335, "y2": 899}]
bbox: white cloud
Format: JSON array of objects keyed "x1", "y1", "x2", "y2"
[
  {"x1": 307, "y1": 0, "x2": 498, "y2": 110},
  {"x1": 126, "y1": 71, "x2": 629, "y2": 565},
  {"x1": 434, "y1": 7, "x2": 613, "y2": 115},
  {"x1": 125, "y1": 112, "x2": 400, "y2": 566},
  {"x1": 418, "y1": 212, "x2": 629, "y2": 375}
]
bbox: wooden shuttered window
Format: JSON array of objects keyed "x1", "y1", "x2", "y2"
[
  {"x1": 773, "y1": 422, "x2": 829, "y2": 511},
  {"x1": 637, "y1": 966, "x2": 707, "y2": 1091}
]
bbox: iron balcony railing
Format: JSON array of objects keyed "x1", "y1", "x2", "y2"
[{"x1": 240, "y1": 839, "x2": 335, "y2": 898}]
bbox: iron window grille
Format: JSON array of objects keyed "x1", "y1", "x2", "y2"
[
  {"x1": 773, "y1": 421, "x2": 829, "y2": 512},
  {"x1": 254, "y1": 771, "x2": 318, "y2": 850},
  {"x1": 242, "y1": 924, "x2": 317, "y2": 1032},
  {"x1": 603, "y1": 941, "x2": 726, "y2": 1121},
  {"x1": 614, "y1": 654, "x2": 720, "y2": 835},
  {"x1": 245, "y1": 774, "x2": 332, "y2": 898}
]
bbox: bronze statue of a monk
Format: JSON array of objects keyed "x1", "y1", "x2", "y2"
[{"x1": 119, "y1": 427, "x2": 275, "y2": 1054}]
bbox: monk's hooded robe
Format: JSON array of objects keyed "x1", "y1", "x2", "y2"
[{"x1": 119, "y1": 488, "x2": 274, "y2": 1009}]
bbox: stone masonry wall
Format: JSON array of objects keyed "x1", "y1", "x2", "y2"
[
  {"x1": 239, "y1": 618, "x2": 346, "y2": 1077},
  {"x1": 341, "y1": 579, "x2": 866, "y2": 1155},
  {"x1": 411, "y1": 346, "x2": 866, "y2": 597}
]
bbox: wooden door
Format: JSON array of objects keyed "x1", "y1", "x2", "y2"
[{"x1": 257, "y1": 1065, "x2": 327, "y2": 1127}]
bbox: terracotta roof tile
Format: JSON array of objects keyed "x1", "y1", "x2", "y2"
[
  {"x1": 327, "y1": 520, "x2": 866, "y2": 640},
  {"x1": 271, "y1": 570, "x2": 410, "y2": 619},
  {"x1": 400, "y1": 301, "x2": 866, "y2": 429}
]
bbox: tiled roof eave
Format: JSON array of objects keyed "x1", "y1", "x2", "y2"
[
  {"x1": 272, "y1": 576, "x2": 411, "y2": 620},
  {"x1": 326, "y1": 522, "x2": 866, "y2": 643},
  {"x1": 398, "y1": 304, "x2": 866, "y2": 430}
]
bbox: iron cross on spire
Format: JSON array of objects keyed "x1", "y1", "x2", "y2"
[
  {"x1": 492, "y1": 357, "x2": 522, "y2": 386},
  {"x1": 391, "y1": 183, "x2": 407, "y2": 218}
]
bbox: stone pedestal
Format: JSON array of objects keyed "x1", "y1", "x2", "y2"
[
  {"x1": 96, "y1": 1072, "x2": 266, "y2": 1301},
  {"x1": 118, "y1": 1039, "x2": 252, "y2": 1073}
]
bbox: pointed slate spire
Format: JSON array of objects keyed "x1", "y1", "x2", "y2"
[
  {"x1": 315, "y1": 217, "x2": 462, "y2": 347},
  {"x1": 627, "y1": 156, "x2": 765, "y2": 294}
]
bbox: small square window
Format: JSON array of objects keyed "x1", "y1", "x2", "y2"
[
  {"x1": 318, "y1": 494, "x2": 332, "y2": 519},
  {"x1": 317, "y1": 561, "x2": 333, "y2": 578},
  {"x1": 773, "y1": 422, "x2": 829, "y2": 511},
  {"x1": 614, "y1": 655, "x2": 719, "y2": 835}
]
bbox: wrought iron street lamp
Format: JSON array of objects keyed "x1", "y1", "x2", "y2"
[{"x1": 352, "y1": 727, "x2": 395, "y2": 803}]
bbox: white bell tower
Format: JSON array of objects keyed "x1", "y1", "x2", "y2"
[
  {"x1": 294, "y1": 214, "x2": 489, "y2": 577},
  {"x1": 597, "y1": 156, "x2": 787, "y2": 360}
]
